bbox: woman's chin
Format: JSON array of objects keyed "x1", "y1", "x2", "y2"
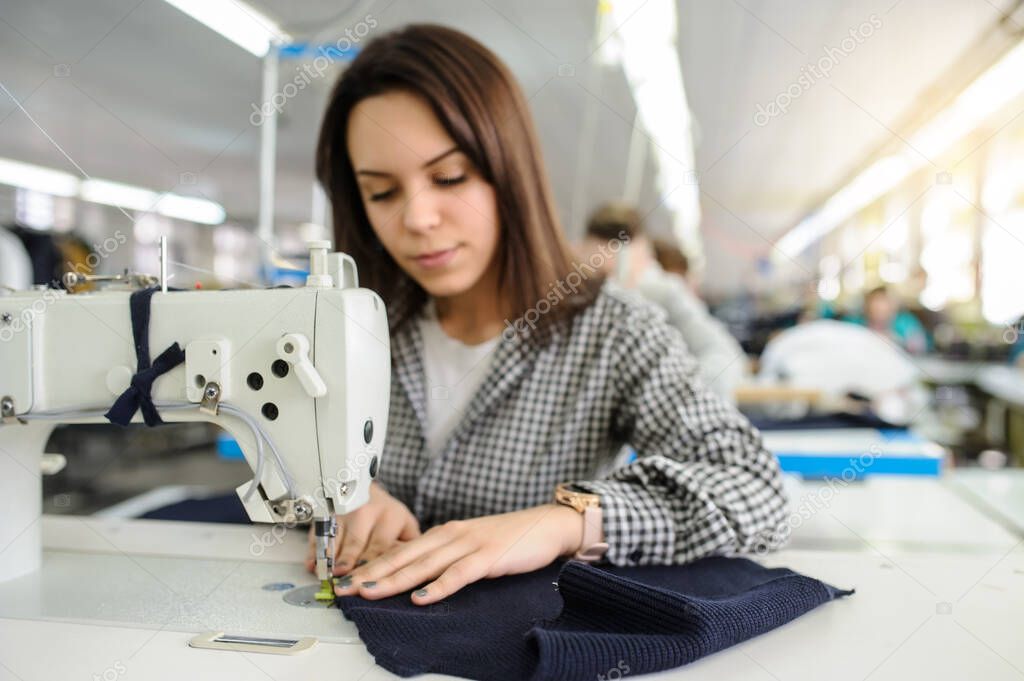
[{"x1": 415, "y1": 272, "x2": 477, "y2": 299}]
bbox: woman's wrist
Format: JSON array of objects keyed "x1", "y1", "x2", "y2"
[{"x1": 544, "y1": 503, "x2": 585, "y2": 557}]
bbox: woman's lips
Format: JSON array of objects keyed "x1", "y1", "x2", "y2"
[{"x1": 413, "y1": 246, "x2": 459, "y2": 270}]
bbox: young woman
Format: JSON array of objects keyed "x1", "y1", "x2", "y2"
[{"x1": 307, "y1": 23, "x2": 787, "y2": 605}]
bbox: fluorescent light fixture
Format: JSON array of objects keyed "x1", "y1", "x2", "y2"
[
  {"x1": 0, "y1": 157, "x2": 79, "y2": 197},
  {"x1": 777, "y1": 155, "x2": 912, "y2": 259},
  {"x1": 153, "y1": 192, "x2": 225, "y2": 225},
  {"x1": 81, "y1": 178, "x2": 226, "y2": 224},
  {"x1": 161, "y1": 0, "x2": 289, "y2": 57},
  {"x1": 80, "y1": 178, "x2": 158, "y2": 211},
  {"x1": 601, "y1": 0, "x2": 702, "y2": 258},
  {"x1": 776, "y1": 37, "x2": 1024, "y2": 260},
  {"x1": 0, "y1": 158, "x2": 226, "y2": 225},
  {"x1": 910, "y1": 40, "x2": 1024, "y2": 160}
]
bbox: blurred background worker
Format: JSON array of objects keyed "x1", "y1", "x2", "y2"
[
  {"x1": 1013, "y1": 317, "x2": 1024, "y2": 368},
  {"x1": 651, "y1": 237, "x2": 692, "y2": 281},
  {"x1": 848, "y1": 285, "x2": 931, "y2": 354},
  {"x1": 580, "y1": 202, "x2": 747, "y2": 402}
]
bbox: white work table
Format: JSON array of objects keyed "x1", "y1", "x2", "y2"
[
  {"x1": 976, "y1": 365, "x2": 1024, "y2": 407},
  {"x1": 1, "y1": 476, "x2": 1022, "y2": 681},
  {"x1": 947, "y1": 468, "x2": 1024, "y2": 535},
  {"x1": 783, "y1": 475, "x2": 1020, "y2": 553},
  {"x1": 906, "y1": 357, "x2": 1024, "y2": 405},
  {"x1": 912, "y1": 357, "x2": 999, "y2": 385}
]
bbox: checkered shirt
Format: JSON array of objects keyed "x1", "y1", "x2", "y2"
[{"x1": 376, "y1": 281, "x2": 788, "y2": 565}]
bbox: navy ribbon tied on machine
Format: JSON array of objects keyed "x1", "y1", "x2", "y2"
[{"x1": 105, "y1": 287, "x2": 186, "y2": 427}]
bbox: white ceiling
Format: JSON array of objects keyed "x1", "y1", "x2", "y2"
[{"x1": 0, "y1": 0, "x2": 1015, "y2": 293}]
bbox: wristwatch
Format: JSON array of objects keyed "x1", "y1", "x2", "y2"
[{"x1": 553, "y1": 483, "x2": 609, "y2": 563}]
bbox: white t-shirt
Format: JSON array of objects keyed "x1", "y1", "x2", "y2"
[{"x1": 417, "y1": 302, "x2": 501, "y2": 458}]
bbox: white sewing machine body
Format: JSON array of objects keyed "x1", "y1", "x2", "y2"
[{"x1": 0, "y1": 245, "x2": 390, "y2": 583}]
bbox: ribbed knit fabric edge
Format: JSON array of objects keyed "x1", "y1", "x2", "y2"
[{"x1": 526, "y1": 560, "x2": 854, "y2": 681}]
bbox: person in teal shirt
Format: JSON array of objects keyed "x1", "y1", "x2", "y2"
[
  {"x1": 848, "y1": 286, "x2": 930, "y2": 354},
  {"x1": 1011, "y1": 317, "x2": 1024, "y2": 366}
]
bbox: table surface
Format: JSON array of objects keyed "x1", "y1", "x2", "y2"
[
  {"x1": 912, "y1": 357, "x2": 999, "y2": 385},
  {"x1": 782, "y1": 474, "x2": 1020, "y2": 554},
  {"x1": 1, "y1": 476, "x2": 1022, "y2": 681},
  {"x1": 947, "y1": 468, "x2": 1024, "y2": 535},
  {"x1": 976, "y1": 365, "x2": 1024, "y2": 407}
]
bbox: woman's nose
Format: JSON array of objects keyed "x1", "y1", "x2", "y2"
[{"x1": 402, "y1": 189, "x2": 441, "y2": 233}]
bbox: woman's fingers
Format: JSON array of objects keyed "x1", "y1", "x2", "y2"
[
  {"x1": 398, "y1": 513, "x2": 421, "y2": 541},
  {"x1": 345, "y1": 513, "x2": 426, "y2": 575},
  {"x1": 304, "y1": 491, "x2": 421, "y2": 575},
  {"x1": 414, "y1": 554, "x2": 491, "y2": 604},
  {"x1": 333, "y1": 512, "x2": 375, "y2": 574},
  {"x1": 340, "y1": 539, "x2": 477, "y2": 600},
  {"x1": 336, "y1": 523, "x2": 461, "y2": 592},
  {"x1": 360, "y1": 510, "x2": 422, "y2": 561},
  {"x1": 361, "y1": 517, "x2": 407, "y2": 562}
]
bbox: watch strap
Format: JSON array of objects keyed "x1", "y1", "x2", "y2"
[{"x1": 573, "y1": 503, "x2": 608, "y2": 563}]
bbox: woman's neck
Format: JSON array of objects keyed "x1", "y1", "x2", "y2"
[{"x1": 433, "y1": 272, "x2": 509, "y2": 345}]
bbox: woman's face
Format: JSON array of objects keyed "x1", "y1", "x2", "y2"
[{"x1": 346, "y1": 90, "x2": 501, "y2": 300}]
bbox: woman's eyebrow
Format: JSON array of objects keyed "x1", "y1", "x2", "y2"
[{"x1": 356, "y1": 146, "x2": 460, "y2": 177}]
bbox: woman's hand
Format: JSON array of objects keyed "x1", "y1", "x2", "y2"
[
  {"x1": 305, "y1": 482, "x2": 421, "y2": 576},
  {"x1": 333, "y1": 503, "x2": 585, "y2": 604}
]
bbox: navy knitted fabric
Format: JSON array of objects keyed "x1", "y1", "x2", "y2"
[
  {"x1": 140, "y1": 492, "x2": 251, "y2": 524},
  {"x1": 337, "y1": 556, "x2": 852, "y2": 681}
]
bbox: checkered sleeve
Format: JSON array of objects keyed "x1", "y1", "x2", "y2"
[{"x1": 573, "y1": 299, "x2": 788, "y2": 566}]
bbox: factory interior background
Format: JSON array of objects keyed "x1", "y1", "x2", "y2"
[
  {"x1": 2, "y1": 0, "x2": 1024, "y2": 678},
  {"x1": 2, "y1": 0, "x2": 1022, "y2": 512}
]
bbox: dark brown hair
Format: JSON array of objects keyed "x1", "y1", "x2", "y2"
[
  {"x1": 652, "y1": 238, "x2": 690, "y2": 278},
  {"x1": 866, "y1": 285, "x2": 890, "y2": 301},
  {"x1": 315, "y1": 24, "x2": 599, "y2": 337},
  {"x1": 585, "y1": 201, "x2": 644, "y2": 242}
]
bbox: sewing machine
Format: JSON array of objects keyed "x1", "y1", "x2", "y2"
[{"x1": 0, "y1": 241, "x2": 390, "y2": 590}]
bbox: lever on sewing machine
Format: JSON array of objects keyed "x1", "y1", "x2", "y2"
[{"x1": 276, "y1": 333, "x2": 327, "y2": 399}]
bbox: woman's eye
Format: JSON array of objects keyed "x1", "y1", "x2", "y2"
[
  {"x1": 435, "y1": 174, "x2": 466, "y2": 187},
  {"x1": 368, "y1": 188, "x2": 396, "y2": 202}
]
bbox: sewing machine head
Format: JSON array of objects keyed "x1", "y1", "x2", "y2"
[{"x1": 0, "y1": 241, "x2": 390, "y2": 584}]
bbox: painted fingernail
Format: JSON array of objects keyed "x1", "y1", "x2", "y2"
[
  {"x1": 336, "y1": 560, "x2": 348, "y2": 568},
  {"x1": 361, "y1": 581, "x2": 377, "y2": 589},
  {"x1": 336, "y1": 576, "x2": 352, "y2": 588},
  {"x1": 413, "y1": 588, "x2": 428, "y2": 598},
  {"x1": 356, "y1": 559, "x2": 368, "y2": 566}
]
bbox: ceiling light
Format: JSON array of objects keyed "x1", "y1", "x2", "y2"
[
  {"x1": 0, "y1": 157, "x2": 79, "y2": 197},
  {"x1": 161, "y1": 0, "x2": 289, "y2": 57}
]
